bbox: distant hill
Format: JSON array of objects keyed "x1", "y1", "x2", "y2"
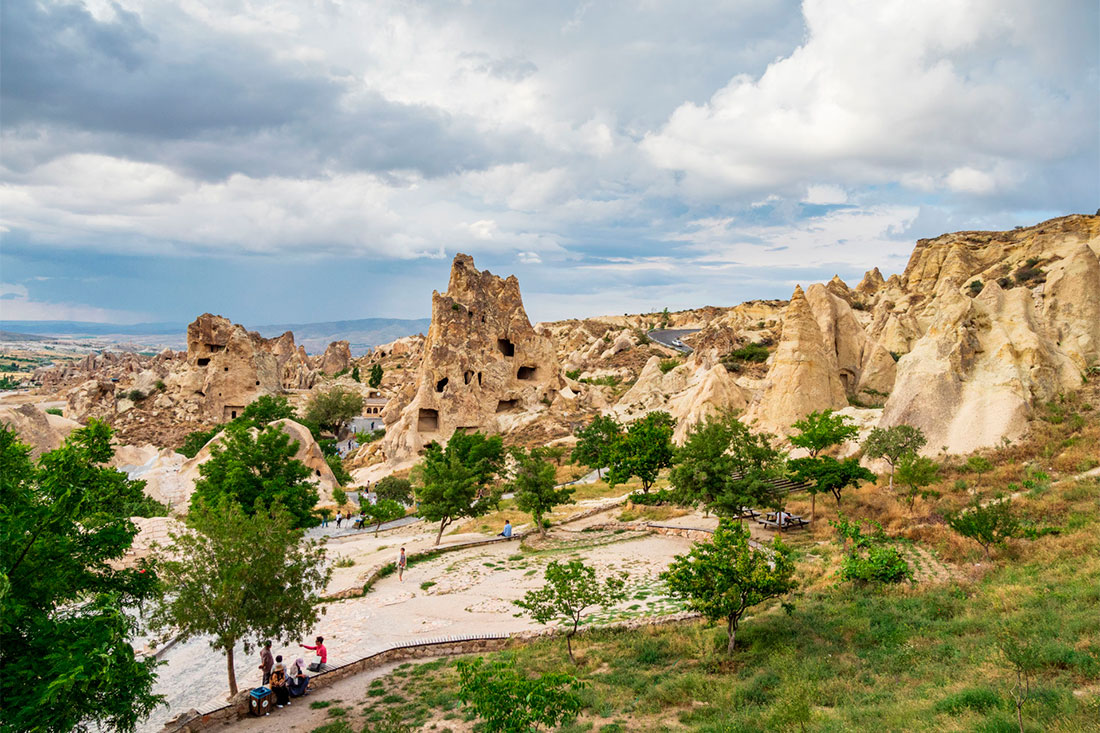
[
  {"x1": 0, "y1": 317, "x2": 430, "y2": 355},
  {"x1": 254, "y1": 318, "x2": 430, "y2": 354}
]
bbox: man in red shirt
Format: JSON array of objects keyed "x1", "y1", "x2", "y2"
[{"x1": 301, "y1": 636, "x2": 327, "y2": 671}]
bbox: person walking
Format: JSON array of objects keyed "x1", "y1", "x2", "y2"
[
  {"x1": 335, "y1": 511, "x2": 343, "y2": 528},
  {"x1": 397, "y1": 547, "x2": 408, "y2": 581},
  {"x1": 301, "y1": 636, "x2": 328, "y2": 671},
  {"x1": 270, "y1": 656, "x2": 290, "y2": 708},
  {"x1": 259, "y1": 641, "x2": 274, "y2": 685}
]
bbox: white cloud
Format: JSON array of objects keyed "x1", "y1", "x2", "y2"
[
  {"x1": 643, "y1": 0, "x2": 1096, "y2": 199},
  {"x1": 0, "y1": 282, "x2": 146, "y2": 322},
  {"x1": 804, "y1": 184, "x2": 848, "y2": 205}
]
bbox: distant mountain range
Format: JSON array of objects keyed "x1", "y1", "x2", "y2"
[{"x1": 0, "y1": 317, "x2": 430, "y2": 355}]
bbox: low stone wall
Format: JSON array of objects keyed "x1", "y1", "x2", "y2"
[{"x1": 158, "y1": 612, "x2": 701, "y2": 733}]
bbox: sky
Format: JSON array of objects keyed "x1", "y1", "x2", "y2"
[{"x1": 1, "y1": 0, "x2": 1096, "y2": 326}]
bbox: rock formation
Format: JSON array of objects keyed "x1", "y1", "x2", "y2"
[
  {"x1": 380, "y1": 254, "x2": 564, "y2": 462},
  {"x1": 1043, "y1": 243, "x2": 1100, "y2": 369},
  {"x1": 181, "y1": 314, "x2": 282, "y2": 421},
  {"x1": 317, "y1": 340, "x2": 352, "y2": 375},
  {"x1": 0, "y1": 404, "x2": 81, "y2": 456},
  {"x1": 745, "y1": 286, "x2": 848, "y2": 434}
]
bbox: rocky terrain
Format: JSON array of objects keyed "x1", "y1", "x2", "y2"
[{"x1": 7, "y1": 214, "x2": 1098, "y2": 500}]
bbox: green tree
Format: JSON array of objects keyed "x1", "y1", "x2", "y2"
[
  {"x1": 1, "y1": 422, "x2": 162, "y2": 733},
  {"x1": 179, "y1": 426, "x2": 221, "y2": 458},
  {"x1": 332, "y1": 486, "x2": 348, "y2": 507},
  {"x1": 895, "y1": 453, "x2": 940, "y2": 510},
  {"x1": 690, "y1": 417, "x2": 787, "y2": 519},
  {"x1": 368, "y1": 363, "x2": 383, "y2": 389},
  {"x1": 966, "y1": 455, "x2": 994, "y2": 486},
  {"x1": 350, "y1": 366, "x2": 360, "y2": 382},
  {"x1": 789, "y1": 456, "x2": 874, "y2": 520},
  {"x1": 669, "y1": 412, "x2": 739, "y2": 513},
  {"x1": 998, "y1": 626, "x2": 1043, "y2": 733},
  {"x1": 374, "y1": 475, "x2": 413, "y2": 505},
  {"x1": 304, "y1": 386, "x2": 365, "y2": 436},
  {"x1": 189, "y1": 423, "x2": 319, "y2": 528},
  {"x1": 606, "y1": 411, "x2": 675, "y2": 493},
  {"x1": 413, "y1": 431, "x2": 504, "y2": 545},
  {"x1": 510, "y1": 447, "x2": 574, "y2": 535},
  {"x1": 862, "y1": 424, "x2": 927, "y2": 488},
  {"x1": 363, "y1": 498, "x2": 406, "y2": 534},
  {"x1": 830, "y1": 515, "x2": 913, "y2": 585},
  {"x1": 240, "y1": 394, "x2": 295, "y2": 426},
  {"x1": 789, "y1": 408, "x2": 861, "y2": 521},
  {"x1": 946, "y1": 497, "x2": 1021, "y2": 558},
  {"x1": 661, "y1": 520, "x2": 796, "y2": 653},
  {"x1": 151, "y1": 499, "x2": 331, "y2": 697},
  {"x1": 326, "y1": 454, "x2": 352, "y2": 486},
  {"x1": 514, "y1": 559, "x2": 627, "y2": 663},
  {"x1": 572, "y1": 415, "x2": 622, "y2": 479},
  {"x1": 457, "y1": 657, "x2": 584, "y2": 732}
]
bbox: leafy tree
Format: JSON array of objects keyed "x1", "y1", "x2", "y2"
[
  {"x1": 966, "y1": 455, "x2": 994, "y2": 485},
  {"x1": 606, "y1": 411, "x2": 675, "y2": 493},
  {"x1": 790, "y1": 409, "x2": 859, "y2": 457},
  {"x1": 189, "y1": 423, "x2": 319, "y2": 528},
  {"x1": 789, "y1": 456, "x2": 874, "y2": 520},
  {"x1": 179, "y1": 426, "x2": 221, "y2": 458},
  {"x1": 894, "y1": 453, "x2": 940, "y2": 510},
  {"x1": 413, "y1": 431, "x2": 504, "y2": 545},
  {"x1": 457, "y1": 657, "x2": 585, "y2": 732},
  {"x1": 350, "y1": 366, "x2": 360, "y2": 382},
  {"x1": 830, "y1": 515, "x2": 913, "y2": 585},
  {"x1": 374, "y1": 475, "x2": 413, "y2": 505},
  {"x1": 151, "y1": 499, "x2": 331, "y2": 697},
  {"x1": 572, "y1": 414, "x2": 622, "y2": 479},
  {"x1": 541, "y1": 444, "x2": 567, "y2": 466},
  {"x1": 326, "y1": 453, "x2": 352, "y2": 486},
  {"x1": 862, "y1": 424, "x2": 927, "y2": 488},
  {"x1": 332, "y1": 486, "x2": 348, "y2": 507},
  {"x1": 240, "y1": 394, "x2": 295, "y2": 426},
  {"x1": 514, "y1": 559, "x2": 627, "y2": 663},
  {"x1": 363, "y1": 498, "x2": 406, "y2": 534},
  {"x1": 368, "y1": 363, "x2": 383, "y2": 389},
  {"x1": 304, "y1": 386, "x2": 365, "y2": 436},
  {"x1": 661, "y1": 520, "x2": 796, "y2": 653},
  {"x1": 946, "y1": 497, "x2": 1021, "y2": 558},
  {"x1": 510, "y1": 447, "x2": 574, "y2": 535},
  {"x1": 1, "y1": 422, "x2": 162, "y2": 733}
]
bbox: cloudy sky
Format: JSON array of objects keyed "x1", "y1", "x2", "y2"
[{"x1": 1, "y1": 0, "x2": 1096, "y2": 326}]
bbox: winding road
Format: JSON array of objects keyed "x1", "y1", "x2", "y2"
[{"x1": 647, "y1": 328, "x2": 699, "y2": 353}]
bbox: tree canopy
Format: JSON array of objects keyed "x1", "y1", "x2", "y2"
[
  {"x1": 789, "y1": 409, "x2": 859, "y2": 457},
  {"x1": 571, "y1": 415, "x2": 622, "y2": 479},
  {"x1": 304, "y1": 386, "x2": 365, "y2": 436},
  {"x1": 151, "y1": 499, "x2": 331, "y2": 696},
  {"x1": 661, "y1": 520, "x2": 796, "y2": 653},
  {"x1": 240, "y1": 394, "x2": 296, "y2": 425},
  {"x1": 514, "y1": 559, "x2": 627, "y2": 663},
  {"x1": 862, "y1": 424, "x2": 927, "y2": 488},
  {"x1": 189, "y1": 422, "x2": 319, "y2": 528},
  {"x1": 606, "y1": 411, "x2": 675, "y2": 492},
  {"x1": 457, "y1": 657, "x2": 585, "y2": 732},
  {"x1": 1, "y1": 421, "x2": 163, "y2": 733},
  {"x1": 510, "y1": 447, "x2": 574, "y2": 535},
  {"x1": 374, "y1": 475, "x2": 413, "y2": 505},
  {"x1": 789, "y1": 456, "x2": 875, "y2": 518},
  {"x1": 368, "y1": 363, "x2": 383, "y2": 389},
  {"x1": 413, "y1": 431, "x2": 504, "y2": 545}
]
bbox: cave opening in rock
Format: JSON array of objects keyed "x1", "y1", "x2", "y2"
[
  {"x1": 477, "y1": 372, "x2": 483, "y2": 386},
  {"x1": 436, "y1": 377, "x2": 449, "y2": 392},
  {"x1": 517, "y1": 365, "x2": 538, "y2": 380},
  {"x1": 417, "y1": 408, "x2": 440, "y2": 431},
  {"x1": 496, "y1": 399, "x2": 518, "y2": 412},
  {"x1": 497, "y1": 338, "x2": 515, "y2": 357},
  {"x1": 464, "y1": 370, "x2": 474, "y2": 385},
  {"x1": 197, "y1": 358, "x2": 210, "y2": 367}
]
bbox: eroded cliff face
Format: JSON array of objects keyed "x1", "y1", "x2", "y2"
[{"x1": 380, "y1": 254, "x2": 565, "y2": 463}]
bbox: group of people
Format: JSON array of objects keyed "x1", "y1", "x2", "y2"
[{"x1": 258, "y1": 636, "x2": 328, "y2": 708}]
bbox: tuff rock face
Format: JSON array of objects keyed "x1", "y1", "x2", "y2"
[
  {"x1": 185, "y1": 314, "x2": 282, "y2": 421},
  {"x1": 744, "y1": 286, "x2": 848, "y2": 434},
  {"x1": 380, "y1": 254, "x2": 564, "y2": 462},
  {"x1": 881, "y1": 281, "x2": 1079, "y2": 453},
  {"x1": 317, "y1": 340, "x2": 352, "y2": 376},
  {"x1": 0, "y1": 404, "x2": 81, "y2": 456},
  {"x1": 1043, "y1": 243, "x2": 1100, "y2": 369}
]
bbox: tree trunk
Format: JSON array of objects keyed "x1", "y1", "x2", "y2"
[
  {"x1": 566, "y1": 631, "x2": 576, "y2": 664},
  {"x1": 226, "y1": 644, "x2": 238, "y2": 697},
  {"x1": 597, "y1": 467, "x2": 602, "y2": 479},
  {"x1": 374, "y1": 521, "x2": 382, "y2": 535},
  {"x1": 888, "y1": 465, "x2": 894, "y2": 490},
  {"x1": 435, "y1": 518, "x2": 447, "y2": 546},
  {"x1": 726, "y1": 617, "x2": 737, "y2": 654},
  {"x1": 811, "y1": 493, "x2": 816, "y2": 523}
]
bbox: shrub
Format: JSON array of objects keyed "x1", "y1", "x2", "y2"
[
  {"x1": 565, "y1": 369, "x2": 581, "y2": 380},
  {"x1": 179, "y1": 427, "x2": 221, "y2": 458},
  {"x1": 45, "y1": 408, "x2": 63, "y2": 416},
  {"x1": 946, "y1": 497, "x2": 1021, "y2": 558},
  {"x1": 934, "y1": 687, "x2": 1002, "y2": 714},
  {"x1": 727, "y1": 342, "x2": 770, "y2": 363},
  {"x1": 967, "y1": 280, "x2": 984, "y2": 296},
  {"x1": 332, "y1": 487, "x2": 348, "y2": 506},
  {"x1": 629, "y1": 489, "x2": 675, "y2": 506},
  {"x1": 154, "y1": 380, "x2": 167, "y2": 391},
  {"x1": 831, "y1": 515, "x2": 913, "y2": 585},
  {"x1": 126, "y1": 390, "x2": 146, "y2": 402},
  {"x1": 658, "y1": 359, "x2": 679, "y2": 374}
]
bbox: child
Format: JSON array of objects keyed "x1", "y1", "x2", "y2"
[{"x1": 398, "y1": 547, "x2": 407, "y2": 582}]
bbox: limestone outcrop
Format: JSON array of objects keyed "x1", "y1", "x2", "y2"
[
  {"x1": 380, "y1": 254, "x2": 564, "y2": 462},
  {"x1": 0, "y1": 404, "x2": 81, "y2": 456},
  {"x1": 317, "y1": 340, "x2": 352, "y2": 375},
  {"x1": 744, "y1": 286, "x2": 848, "y2": 434},
  {"x1": 880, "y1": 281, "x2": 1080, "y2": 453},
  {"x1": 1043, "y1": 243, "x2": 1100, "y2": 369}
]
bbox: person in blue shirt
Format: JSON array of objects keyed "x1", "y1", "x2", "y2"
[{"x1": 498, "y1": 520, "x2": 512, "y2": 538}]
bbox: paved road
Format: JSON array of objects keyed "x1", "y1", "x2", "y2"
[{"x1": 647, "y1": 328, "x2": 699, "y2": 353}]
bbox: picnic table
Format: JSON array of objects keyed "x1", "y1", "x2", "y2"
[{"x1": 757, "y1": 512, "x2": 809, "y2": 530}]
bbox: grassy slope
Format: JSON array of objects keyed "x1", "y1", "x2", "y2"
[{"x1": 326, "y1": 378, "x2": 1100, "y2": 732}]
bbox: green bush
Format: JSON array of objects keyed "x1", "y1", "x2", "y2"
[
  {"x1": 126, "y1": 390, "x2": 146, "y2": 402},
  {"x1": 629, "y1": 489, "x2": 675, "y2": 506},
  {"x1": 45, "y1": 408, "x2": 63, "y2": 416},
  {"x1": 967, "y1": 280, "x2": 984, "y2": 296},
  {"x1": 934, "y1": 687, "x2": 1002, "y2": 714},
  {"x1": 658, "y1": 359, "x2": 679, "y2": 374},
  {"x1": 727, "y1": 342, "x2": 770, "y2": 362},
  {"x1": 179, "y1": 427, "x2": 221, "y2": 458},
  {"x1": 565, "y1": 369, "x2": 581, "y2": 380}
]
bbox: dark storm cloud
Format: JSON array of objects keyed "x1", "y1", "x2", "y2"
[{"x1": 0, "y1": 0, "x2": 520, "y2": 179}]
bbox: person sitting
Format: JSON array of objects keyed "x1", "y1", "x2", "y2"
[
  {"x1": 498, "y1": 520, "x2": 512, "y2": 538},
  {"x1": 287, "y1": 657, "x2": 310, "y2": 697},
  {"x1": 776, "y1": 510, "x2": 791, "y2": 527},
  {"x1": 270, "y1": 657, "x2": 290, "y2": 708},
  {"x1": 301, "y1": 636, "x2": 328, "y2": 671}
]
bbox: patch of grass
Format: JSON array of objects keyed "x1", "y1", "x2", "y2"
[{"x1": 420, "y1": 580, "x2": 436, "y2": 590}]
